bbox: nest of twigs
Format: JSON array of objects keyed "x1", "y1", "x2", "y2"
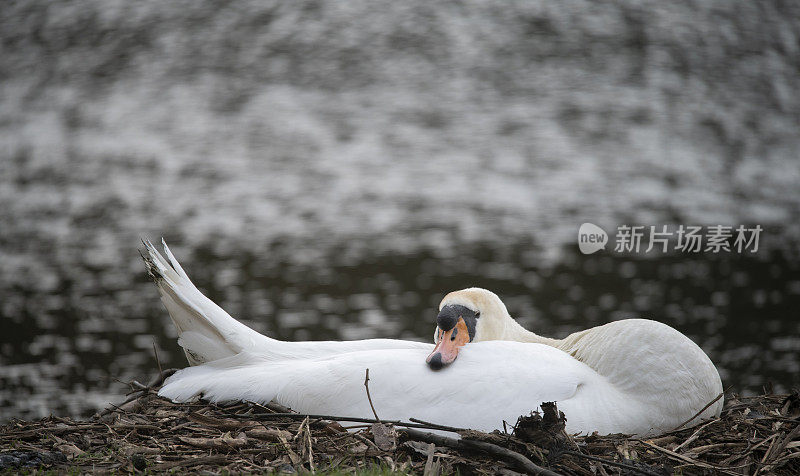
[{"x1": 1, "y1": 371, "x2": 798, "y2": 475}]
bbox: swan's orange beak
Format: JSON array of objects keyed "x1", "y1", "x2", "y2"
[{"x1": 426, "y1": 318, "x2": 470, "y2": 370}]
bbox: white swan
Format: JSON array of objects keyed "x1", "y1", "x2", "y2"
[
  {"x1": 426, "y1": 288, "x2": 723, "y2": 425},
  {"x1": 142, "y1": 241, "x2": 722, "y2": 436}
]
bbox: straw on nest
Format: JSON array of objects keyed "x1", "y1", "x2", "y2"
[{"x1": 1, "y1": 371, "x2": 798, "y2": 475}]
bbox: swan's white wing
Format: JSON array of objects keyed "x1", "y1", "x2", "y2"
[
  {"x1": 142, "y1": 239, "x2": 272, "y2": 363},
  {"x1": 160, "y1": 341, "x2": 592, "y2": 434},
  {"x1": 143, "y1": 240, "x2": 432, "y2": 364}
]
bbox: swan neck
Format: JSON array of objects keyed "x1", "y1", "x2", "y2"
[{"x1": 504, "y1": 318, "x2": 561, "y2": 346}]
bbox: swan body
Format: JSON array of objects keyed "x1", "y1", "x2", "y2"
[
  {"x1": 158, "y1": 342, "x2": 673, "y2": 436},
  {"x1": 434, "y1": 288, "x2": 724, "y2": 429},
  {"x1": 142, "y1": 242, "x2": 723, "y2": 436}
]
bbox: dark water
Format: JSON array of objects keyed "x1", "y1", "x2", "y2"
[{"x1": 1, "y1": 0, "x2": 800, "y2": 421}]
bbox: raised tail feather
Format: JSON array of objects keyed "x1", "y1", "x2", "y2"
[{"x1": 141, "y1": 239, "x2": 274, "y2": 365}]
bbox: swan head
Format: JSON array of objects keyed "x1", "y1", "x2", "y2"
[{"x1": 426, "y1": 288, "x2": 512, "y2": 370}]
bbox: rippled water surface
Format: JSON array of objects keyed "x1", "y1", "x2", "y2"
[{"x1": 1, "y1": 0, "x2": 799, "y2": 421}]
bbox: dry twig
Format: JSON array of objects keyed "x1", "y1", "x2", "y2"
[{"x1": 364, "y1": 368, "x2": 381, "y2": 422}]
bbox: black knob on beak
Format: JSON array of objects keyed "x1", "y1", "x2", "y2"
[{"x1": 436, "y1": 307, "x2": 458, "y2": 332}]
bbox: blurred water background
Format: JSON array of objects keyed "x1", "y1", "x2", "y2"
[{"x1": 1, "y1": 0, "x2": 800, "y2": 422}]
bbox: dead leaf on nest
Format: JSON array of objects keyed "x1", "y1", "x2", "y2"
[
  {"x1": 56, "y1": 443, "x2": 85, "y2": 458},
  {"x1": 371, "y1": 422, "x2": 397, "y2": 451},
  {"x1": 348, "y1": 442, "x2": 369, "y2": 454},
  {"x1": 404, "y1": 440, "x2": 434, "y2": 456}
]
